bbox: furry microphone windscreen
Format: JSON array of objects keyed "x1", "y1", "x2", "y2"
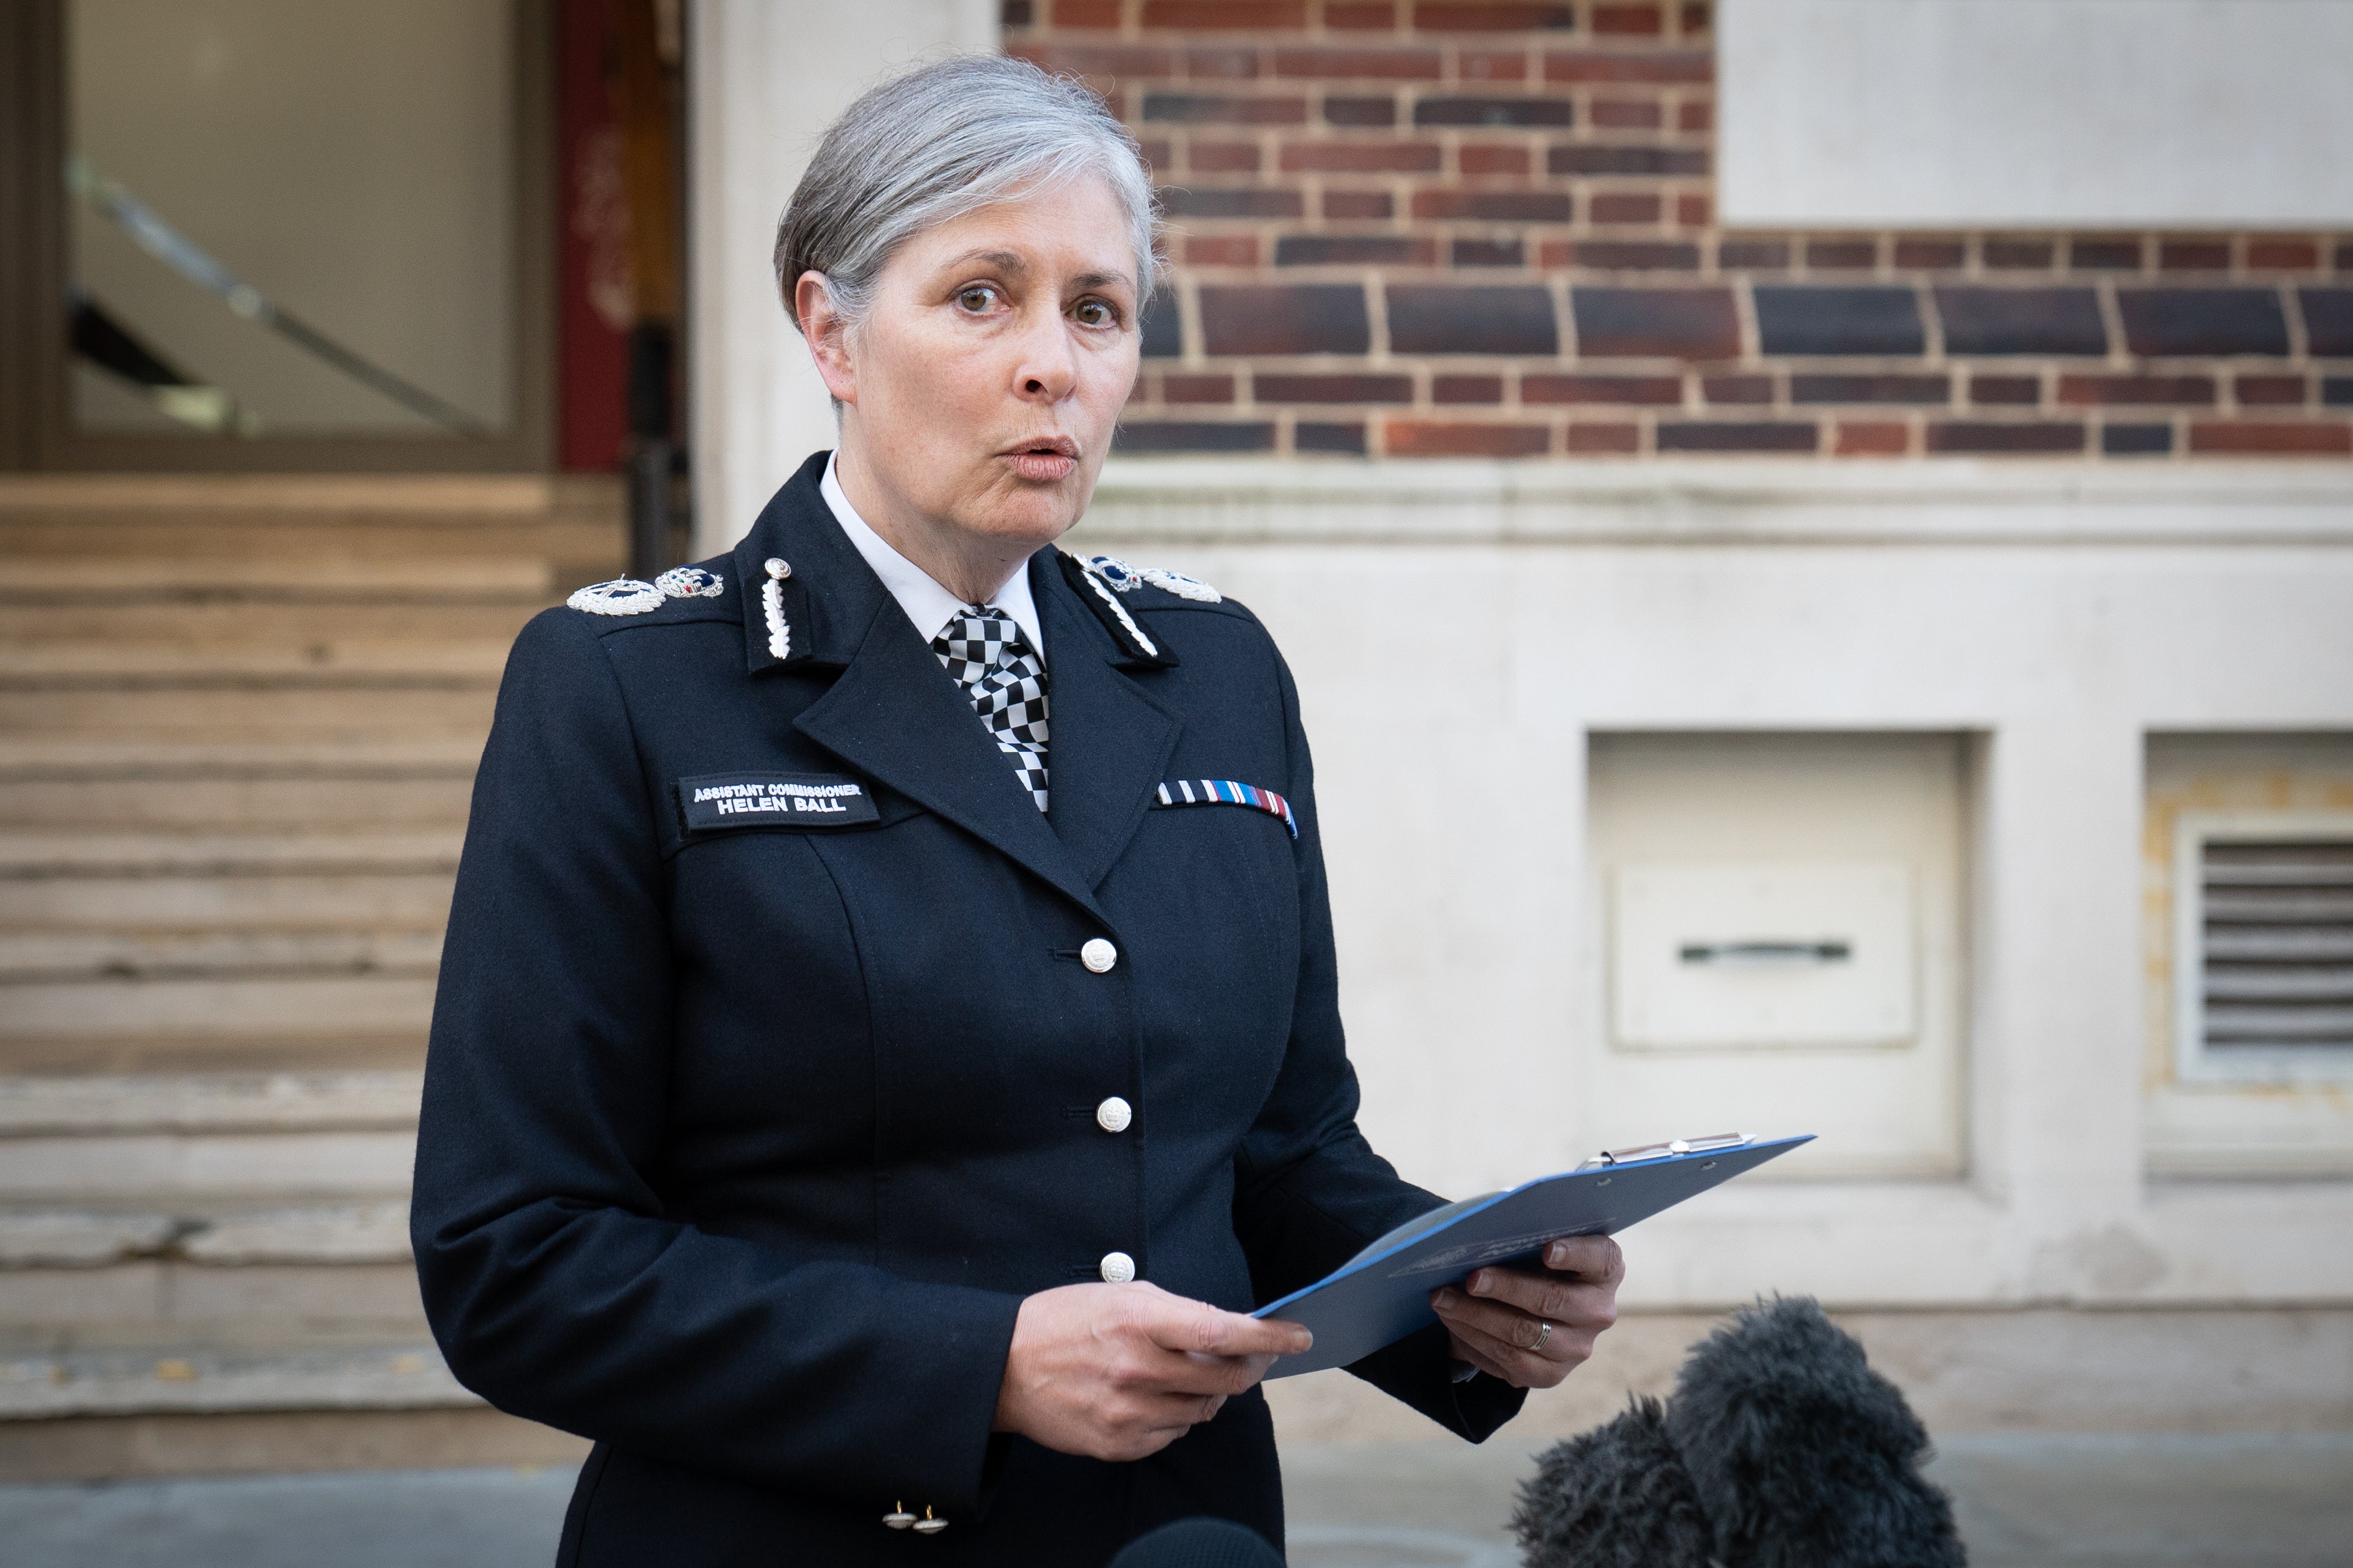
[
  {"x1": 1666, "y1": 1297, "x2": 1965, "y2": 1568},
  {"x1": 1512, "y1": 1296, "x2": 1966, "y2": 1568},
  {"x1": 1511, "y1": 1397, "x2": 1715, "y2": 1568}
]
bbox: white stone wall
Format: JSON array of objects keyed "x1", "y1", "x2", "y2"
[
  {"x1": 1719, "y1": 0, "x2": 2353, "y2": 227},
  {"x1": 1068, "y1": 460, "x2": 2353, "y2": 1313},
  {"x1": 685, "y1": 0, "x2": 997, "y2": 558}
]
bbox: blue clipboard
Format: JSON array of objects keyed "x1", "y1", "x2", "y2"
[{"x1": 1253, "y1": 1133, "x2": 1813, "y2": 1377}]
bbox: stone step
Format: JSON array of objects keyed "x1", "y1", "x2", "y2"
[
  {"x1": 0, "y1": 599, "x2": 551, "y2": 648},
  {"x1": 0, "y1": 1127, "x2": 415, "y2": 1204},
  {"x1": 0, "y1": 640, "x2": 510, "y2": 688},
  {"x1": 0, "y1": 774, "x2": 475, "y2": 831},
  {"x1": 0, "y1": 974, "x2": 434, "y2": 1049},
  {"x1": 0, "y1": 830, "x2": 464, "y2": 878},
  {"x1": 0, "y1": 1203, "x2": 412, "y2": 1268},
  {"x1": 0, "y1": 1071, "x2": 422, "y2": 1136},
  {"x1": 0, "y1": 557, "x2": 553, "y2": 604},
  {"x1": 0, "y1": 1343, "x2": 471, "y2": 1419},
  {"x1": 0, "y1": 736, "x2": 484, "y2": 781},
  {"x1": 0, "y1": 873, "x2": 456, "y2": 938},
  {"x1": 0, "y1": 1031, "x2": 426, "y2": 1076},
  {"x1": 0, "y1": 473, "x2": 623, "y2": 553},
  {"x1": 0, "y1": 929, "x2": 441, "y2": 983},
  {"x1": 0, "y1": 686, "x2": 498, "y2": 738}
]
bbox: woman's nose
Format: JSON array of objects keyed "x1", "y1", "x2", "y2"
[{"x1": 1011, "y1": 315, "x2": 1079, "y2": 401}]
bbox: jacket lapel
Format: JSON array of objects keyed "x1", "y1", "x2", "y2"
[
  {"x1": 735, "y1": 458, "x2": 1175, "y2": 913},
  {"x1": 752, "y1": 462, "x2": 1104, "y2": 919},
  {"x1": 1034, "y1": 553, "x2": 1182, "y2": 891}
]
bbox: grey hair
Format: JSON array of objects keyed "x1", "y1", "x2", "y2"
[{"x1": 773, "y1": 55, "x2": 1162, "y2": 336}]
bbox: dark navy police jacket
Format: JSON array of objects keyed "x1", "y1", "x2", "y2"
[{"x1": 412, "y1": 454, "x2": 1522, "y2": 1565}]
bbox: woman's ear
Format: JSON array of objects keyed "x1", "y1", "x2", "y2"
[{"x1": 794, "y1": 271, "x2": 858, "y2": 405}]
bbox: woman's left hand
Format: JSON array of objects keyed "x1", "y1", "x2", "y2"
[{"x1": 1429, "y1": 1235, "x2": 1623, "y2": 1389}]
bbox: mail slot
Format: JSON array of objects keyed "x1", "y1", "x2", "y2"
[{"x1": 1612, "y1": 863, "x2": 1917, "y2": 1048}]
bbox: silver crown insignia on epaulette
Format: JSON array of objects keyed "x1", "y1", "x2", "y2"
[
  {"x1": 567, "y1": 578, "x2": 664, "y2": 616},
  {"x1": 569, "y1": 567, "x2": 728, "y2": 617},
  {"x1": 654, "y1": 565, "x2": 725, "y2": 599},
  {"x1": 1087, "y1": 554, "x2": 1221, "y2": 604}
]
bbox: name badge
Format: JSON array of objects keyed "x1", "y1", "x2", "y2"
[{"x1": 677, "y1": 772, "x2": 880, "y2": 831}]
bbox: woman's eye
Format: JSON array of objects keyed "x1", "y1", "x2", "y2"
[
  {"x1": 1073, "y1": 298, "x2": 1116, "y2": 327},
  {"x1": 956, "y1": 287, "x2": 998, "y2": 313}
]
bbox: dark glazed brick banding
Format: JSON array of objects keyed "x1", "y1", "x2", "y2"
[
  {"x1": 1701, "y1": 373, "x2": 1775, "y2": 404},
  {"x1": 1198, "y1": 285, "x2": 1372, "y2": 356},
  {"x1": 1571, "y1": 287, "x2": 1740, "y2": 359},
  {"x1": 1548, "y1": 240, "x2": 1701, "y2": 271},
  {"x1": 1160, "y1": 188, "x2": 1307, "y2": 219},
  {"x1": 1140, "y1": 294, "x2": 1182, "y2": 359},
  {"x1": 1274, "y1": 235, "x2": 1438, "y2": 266},
  {"x1": 1656, "y1": 421, "x2": 1820, "y2": 452},
  {"x1": 1296, "y1": 421, "x2": 1369, "y2": 454},
  {"x1": 1142, "y1": 94, "x2": 1310, "y2": 124},
  {"x1": 1522, "y1": 373, "x2": 1684, "y2": 405},
  {"x1": 2299, "y1": 289, "x2": 2353, "y2": 356},
  {"x1": 1546, "y1": 145, "x2": 1709, "y2": 176},
  {"x1": 1388, "y1": 285, "x2": 1561, "y2": 355},
  {"x1": 1115, "y1": 421, "x2": 1280, "y2": 453},
  {"x1": 1253, "y1": 373, "x2": 1416, "y2": 403},
  {"x1": 2102, "y1": 424, "x2": 2173, "y2": 455},
  {"x1": 1415, "y1": 97, "x2": 1576, "y2": 126},
  {"x1": 2116, "y1": 288, "x2": 2290, "y2": 358},
  {"x1": 1790, "y1": 374, "x2": 1950, "y2": 405},
  {"x1": 1935, "y1": 288, "x2": 2109, "y2": 357},
  {"x1": 1969, "y1": 376, "x2": 2042, "y2": 407},
  {"x1": 1411, "y1": 190, "x2": 1576, "y2": 222},
  {"x1": 1411, "y1": 2, "x2": 1580, "y2": 29},
  {"x1": 1926, "y1": 422, "x2": 2088, "y2": 454},
  {"x1": 1753, "y1": 287, "x2": 1926, "y2": 357}
]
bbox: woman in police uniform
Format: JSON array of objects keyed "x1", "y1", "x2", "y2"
[{"x1": 411, "y1": 55, "x2": 1621, "y2": 1566}]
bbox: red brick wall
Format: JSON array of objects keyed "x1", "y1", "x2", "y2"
[{"x1": 1003, "y1": 0, "x2": 2353, "y2": 460}]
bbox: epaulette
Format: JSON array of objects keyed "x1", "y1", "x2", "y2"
[
  {"x1": 1057, "y1": 551, "x2": 1179, "y2": 667},
  {"x1": 566, "y1": 564, "x2": 730, "y2": 619},
  {"x1": 1082, "y1": 554, "x2": 1223, "y2": 603}
]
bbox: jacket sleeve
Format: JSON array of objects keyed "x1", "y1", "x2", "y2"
[
  {"x1": 410, "y1": 609, "x2": 1021, "y2": 1513},
  {"x1": 1229, "y1": 636, "x2": 1527, "y2": 1442}
]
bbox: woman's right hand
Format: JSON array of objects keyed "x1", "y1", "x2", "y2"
[{"x1": 991, "y1": 1282, "x2": 1312, "y2": 1461}]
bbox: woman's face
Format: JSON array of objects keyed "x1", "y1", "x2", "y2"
[{"x1": 804, "y1": 174, "x2": 1142, "y2": 553}]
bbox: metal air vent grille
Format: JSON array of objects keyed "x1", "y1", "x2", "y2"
[{"x1": 2177, "y1": 819, "x2": 2353, "y2": 1080}]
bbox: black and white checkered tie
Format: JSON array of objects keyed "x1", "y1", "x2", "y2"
[{"x1": 932, "y1": 606, "x2": 1050, "y2": 812}]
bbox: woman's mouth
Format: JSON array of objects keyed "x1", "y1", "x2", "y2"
[{"x1": 1002, "y1": 437, "x2": 1079, "y2": 483}]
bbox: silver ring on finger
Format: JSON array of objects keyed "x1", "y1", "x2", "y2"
[{"x1": 1532, "y1": 1319, "x2": 1553, "y2": 1353}]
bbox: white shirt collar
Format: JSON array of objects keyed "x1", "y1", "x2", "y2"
[{"x1": 820, "y1": 453, "x2": 1045, "y2": 658}]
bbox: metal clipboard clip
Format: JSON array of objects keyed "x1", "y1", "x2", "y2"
[{"x1": 1577, "y1": 1132, "x2": 1753, "y2": 1170}]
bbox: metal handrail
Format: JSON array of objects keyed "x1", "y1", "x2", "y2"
[{"x1": 67, "y1": 156, "x2": 490, "y2": 436}]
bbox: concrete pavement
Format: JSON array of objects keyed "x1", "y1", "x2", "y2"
[{"x1": 2, "y1": 1434, "x2": 2349, "y2": 1566}]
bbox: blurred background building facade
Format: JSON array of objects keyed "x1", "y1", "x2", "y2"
[{"x1": 0, "y1": 0, "x2": 2347, "y2": 1480}]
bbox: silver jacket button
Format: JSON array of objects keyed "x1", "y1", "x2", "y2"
[
  {"x1": 883, "y1": 1503, "x2": 914, "y2": 1529},
  {"x1": 1100, "y1": 1250, "x2": 1136, "y2": 1284},
  {"x1": 913, "y1": 1507, "x2": 947, "y2": 1535},
  {"x1": 1080, "y1": 938, "x2": 1117, "y2": 974},
  {"x1": 1095, "y1": 1096, "x2": 1132, "y2": 1134}
]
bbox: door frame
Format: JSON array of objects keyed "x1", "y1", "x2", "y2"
[{"x1": 0, "y1": 0, "x2": 555, "y2": 473}]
